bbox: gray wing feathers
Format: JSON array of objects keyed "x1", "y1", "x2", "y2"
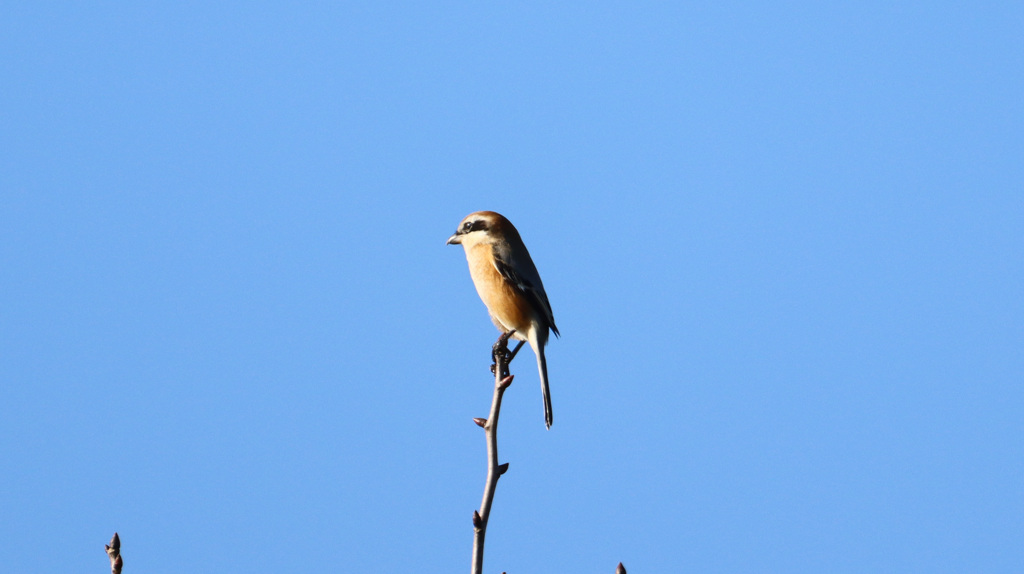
[{"x1": 491, "y1": 242, "x2": 558, "y2": 336}]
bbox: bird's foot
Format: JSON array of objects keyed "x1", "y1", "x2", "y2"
[{"x1": 491, "y1": 330, "x2": 520, "y2": 376}]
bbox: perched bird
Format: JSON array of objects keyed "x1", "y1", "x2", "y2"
[{"x1": 447, "y1": 211, "x2": 560, "y2": 429}]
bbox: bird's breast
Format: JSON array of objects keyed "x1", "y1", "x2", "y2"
[{"x1": 466, "y1": 245, "x2": 534, "y2": 333}]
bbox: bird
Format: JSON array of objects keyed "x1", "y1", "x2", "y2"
[{"x1": 447, "y1": 211, "x2": 559, "y2": 429}]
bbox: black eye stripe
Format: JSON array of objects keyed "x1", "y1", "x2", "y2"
[{"x1": 461, "y1": 220, "x2": 487, "y2": 233}]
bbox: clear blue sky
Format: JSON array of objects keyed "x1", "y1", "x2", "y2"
[{"x1": 2, "y1": 2, "x2": 1022, "y2": 572}]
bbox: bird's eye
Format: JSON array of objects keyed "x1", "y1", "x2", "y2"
[{"x1": 462, "y1": 221, "x2": 473, "y2": 232}]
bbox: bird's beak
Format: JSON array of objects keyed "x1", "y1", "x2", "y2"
[{"x1": 446, "y1": 233, "x2": 461, "y2": 245}]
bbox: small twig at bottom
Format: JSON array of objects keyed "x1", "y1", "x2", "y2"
[
  {"x1": 105, "y1": 532, "x2": 122, "y2": 574},
  {"x1": 471, "y1": 331, "x2": 517, "y2": 574}
]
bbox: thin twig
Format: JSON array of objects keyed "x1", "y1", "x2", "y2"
[
  {"x1": 507, "y1": 340, "x2": 524, "y2": 362},
  {"x1": 472, "y1": 330, "x2": 518, "y2": 574},
  {"x1": 105, "y1": 532, "x2": 122, "y2": 574}
]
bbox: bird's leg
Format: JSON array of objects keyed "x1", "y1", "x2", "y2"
[{"x1": 493, "y1": 330, "x2": 516, "y2": 350}]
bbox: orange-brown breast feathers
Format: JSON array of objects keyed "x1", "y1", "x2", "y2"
[{"x1": 465, "y1": 242, "x2": 535, "y2": 334}]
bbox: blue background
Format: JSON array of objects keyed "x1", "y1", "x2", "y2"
[{"x1": 2, "y1": 2, "x2": 1021, "y2": 572}]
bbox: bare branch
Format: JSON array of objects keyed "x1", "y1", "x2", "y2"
[
  {"x1": 105, "y1": 532, "x2": 122, "y2": 574},
  {"x1": 471, "y1": 330, "x2": 518, "y2": 574}
]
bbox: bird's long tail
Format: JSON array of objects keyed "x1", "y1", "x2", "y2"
[{"x1": 536, "y1": 344, "x2": 553, "y2": 429}]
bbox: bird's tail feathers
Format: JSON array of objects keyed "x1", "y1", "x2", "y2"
[{"x1": 528, "y1": 329, "x2": 553, "y2": 430}]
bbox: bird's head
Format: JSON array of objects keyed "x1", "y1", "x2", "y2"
[{"x1": 446, "y1": 211, "x2": 507, "y2": 247}]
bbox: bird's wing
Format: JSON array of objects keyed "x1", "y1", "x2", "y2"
[{"x1": 492, "y1": 244, "x2": 559, "y2": 336}]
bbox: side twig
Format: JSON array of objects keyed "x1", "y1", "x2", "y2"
[
  {"x1": 471, "y1": 331, "x2": 519, "y2": 574},
  {"x1": 105, "y1": 532, "x2": 122, "y2": 574}
]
